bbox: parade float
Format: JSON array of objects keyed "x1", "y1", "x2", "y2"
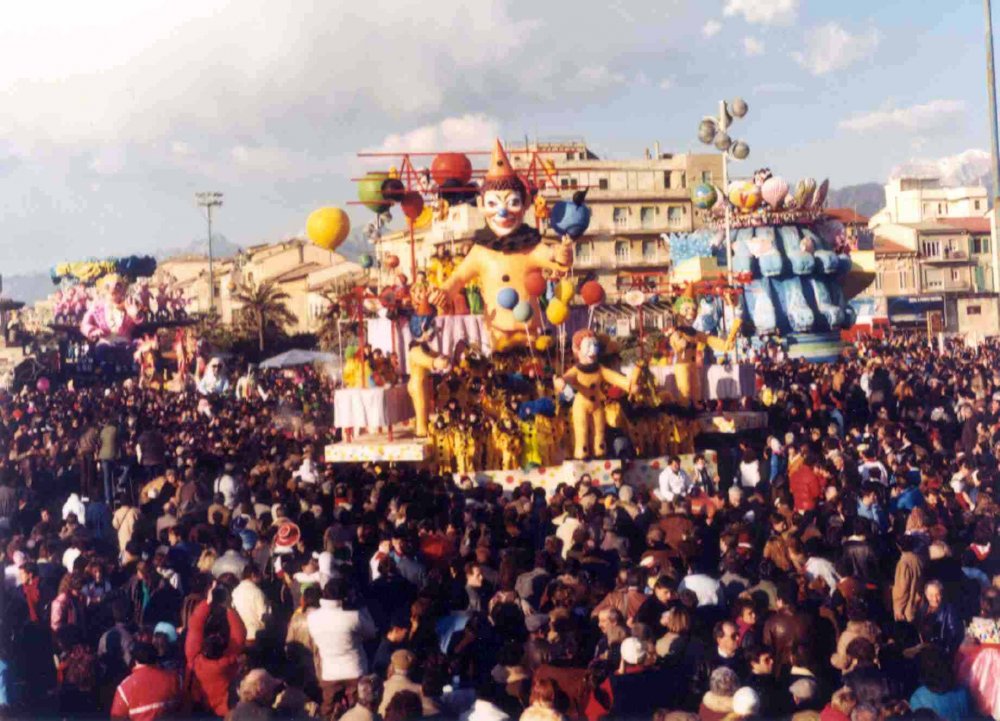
[
  {"x1": 46, "y1": 256, "x2": 197, "y2": 386},
  {"x1": 665, "y1": 169, "x2": 875, "y2": 362},
  {"x1": 312, "y1": 139, "x2": 754, "y2": 493}
]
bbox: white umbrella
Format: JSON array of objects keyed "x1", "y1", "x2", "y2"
[{"x1": 259, "y1": 349, "x2": 339, "y2": 369}]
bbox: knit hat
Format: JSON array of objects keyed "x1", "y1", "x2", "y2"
[
  {"x1": 154, "y1": 622, "x2": 178, "y2": 644},
  {"x1": 620, "y1": 637, "x2": 647, "y2": 666},
  {"x1": 732, "y1": 687, "x2": 760, "y2": 717}
]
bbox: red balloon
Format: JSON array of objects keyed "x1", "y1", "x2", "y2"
[
  {"x1": 385, "y1": 254, "x2": 400, "y2": 269},
  {"x1": 430, "y1": 153, "x2": 473, "y2": 186},
  {"x1": 401, "y1": 191, "x2": 424, "y2": 221},
  {"x1": 581, "y1": 280, "x2": 605, "y2": 306},
  {"x1": 524, "y1": 269, "x2": 546, "y2": 298}
]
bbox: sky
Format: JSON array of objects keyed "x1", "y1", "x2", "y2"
[{"x1": 0, "y1": 0, "x2": 996, "y2": 274}]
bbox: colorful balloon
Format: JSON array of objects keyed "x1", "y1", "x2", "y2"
[
  {"x1": 728, "y1": 181, "x2": 762, "y2": 213},
  {"x1": 580, "y1": 280, "x2": 605, "y2": 306},
  {"x1": 359, "y1": 253, "x2": 374, "y2": 269},
  {"x1": 306, "y1": 207, "x2": 351, "y2": 250},
  {"x1": 512, "y1": 300, "x2": 533, "y2": 323},
  {"x1": 357, "y1": 172, "x2": 391, "y2": 214},
  {"x1": 430, "y1": 153, "x2": 473, "y2": 186},
  {"x1": 384, "y1": 254, "x2": 400, "y2": 270},
  {"x1": 761, "y1": 176, "x2": 789, "y2": 209},
  {"x1": 381, "y1": 177, "x2": 406, "y2": 203},
  {"x1": 36, "y1": 377, "x2": 50, "y2": 393},
  {"x1": 545, "y1": 298, "x2": 569, "y2": 325},
  {"x1": 497, "y1": 287, "x2": 519, "y2": 310},
  {"x1": 401, "y1": 191, "x2": 424, "y2": 221},
  {"x1": 524, "y1": 269, "x2": 546, "y2": 298},
  {"x1": 555, "y1": 279, "x2": 575, "y2": 303},
  {"x1": 535, "y1": 335, "x2": 553, "y2": 351},
  {"x1": 413, "y1": 204, "x2": 434, "y2": 229},
  {"x1": 549, "y1": 189, "x2": 591, "y2": 239},
  {"x1": 691, "y1": 183, "x2": 718, "y2": 210}
]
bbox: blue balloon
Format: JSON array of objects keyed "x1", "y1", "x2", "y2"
[
  {"x1": 359, "y1": 253, "x2": 374, "y2": 269},
  {"x1": 496, "y1": 287, "x2": 519, "y2": 310},
  {"x1": 512, "y1": 300, "x2": 533, "y2": 322},
  {"x1": 549, "y1": 193, "x2": 592, "y2": 239}
]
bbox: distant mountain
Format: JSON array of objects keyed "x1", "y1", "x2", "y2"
[
  {"x1": 827, "y1": 183, "x2": 885, "y2": 218},
  {"x1": 337, "y1": 228, "x2": 374, "y2": 262},
  {"x1": 892, "y1": 149, "x2": 992, "y2": 188},
  {"x1": 156, "y1": 234, "x2": 242, "y2": 260},
  {"x1": 3, "y1": 272, "x2": 55, "y2": 305}
]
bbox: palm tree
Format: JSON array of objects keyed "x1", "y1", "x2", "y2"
[{"x1": 231, "y1": 279, "x2": 297, "y2": 353}]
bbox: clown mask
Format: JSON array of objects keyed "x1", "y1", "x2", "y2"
[
  {"x1": 481, "y1": 188, "x2": 526, "y2": 237},
  {"x1": 577, "y1": 336, "x2": 599, "y2": 365},
  {"x1": 676, "y1": 299, "x2": 698, "y2": 324}
]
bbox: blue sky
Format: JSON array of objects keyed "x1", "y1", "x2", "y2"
[{"x1": 0, "y1": 0, "x2": 995, "y2": 274}]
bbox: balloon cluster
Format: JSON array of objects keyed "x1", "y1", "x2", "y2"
[{"x1": 51, "y1": 256, "x2": 157, "y2": 286}]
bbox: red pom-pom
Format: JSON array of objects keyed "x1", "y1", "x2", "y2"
[{"x1": 524, "y1": 269, "x2": 546, "y2": 298}]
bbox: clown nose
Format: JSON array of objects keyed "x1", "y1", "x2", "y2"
[{"x1": 497, "y1": 208, "x2": 508, "y2": 218}]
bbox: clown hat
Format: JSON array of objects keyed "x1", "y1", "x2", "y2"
[
  {"x1": 486, "y1": 138, "x2": 516, "y2": 182},
  {"x1": 274, "y1": 521, "x2": 301, "y2": 551}
]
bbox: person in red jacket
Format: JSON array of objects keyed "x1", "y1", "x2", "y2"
[
  {"x1": 789, "y1": 451, "x2": 825, "y2": 512},
  {"x1": 110, "y1": 642, "x2": 181, "y2": 721},
  {"x1": 185, "y1": 585, "x2": 246, "y2": 717}
]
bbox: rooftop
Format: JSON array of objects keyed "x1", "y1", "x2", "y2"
[
  {"x1": 874, "y1": 237, "x2": 916, "y2": 255},
  {"x1": 270, "y1": 261, "x2": 325, "y2": 284},
  {"x1": 940, "y1": 217, "x2": 991, "y2": 234},
  {"x1": 826, "y1": 208, "x2": 870, "y2": 225}
]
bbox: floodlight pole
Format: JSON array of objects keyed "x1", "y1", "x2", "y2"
[
  {"x1": 984, "y1": 0, "x2": 1000, "y2": 295},
  {"x1": 196, "y1": 192, "x2": 224, "y2": 313}
]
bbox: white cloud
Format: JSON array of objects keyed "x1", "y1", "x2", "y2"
[
  {"x1": 743, "y1": 37, "x2": 765, "y2": 56},
  {"x1": 839, "y1": 99, "x2": 965, "y2": 133},
  {"x1": 891, "y1": 149, "x2": 992, "y2": 185},
  {"x1": 752, "y1": 82, "x2": 803, "y2": 94},
  {"x1": 170, "y1": 141, "x2": 194, "y2": 157},
  {"x1": 659, "y1": 77, "x2": 675, "y2": 90},
  {"x1": 702, "y1": 20, "x2": 722, "y2": 38},
  {"x1": 574, "y1": 65, "x2": 627, "y2": 91},
  {"x1": 792, "y1": 22, "x2": 880, "y2": 75},
  {"x1": 370, "y1": 115, "x2": 502, "y2": 154},
  {"x1": 723, "y1": 0, "x2": 797, "y2": 25},
  {"x1": 89, "y1": 146, "x2": 128, "y2": 175}
]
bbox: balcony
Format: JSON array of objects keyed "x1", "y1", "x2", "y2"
[
  {"x1": 924, "y1": 279, "x2": 971, "y2": 292},
  {"x1": 922, "y1": 249, "x2": 969, "y2": 263},
  {"x1": 613, "y1": 254, "x2": 671, "y2": 269}
]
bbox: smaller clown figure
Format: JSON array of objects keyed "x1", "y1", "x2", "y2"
[
  {"x1": 667, "y1": 285, "x2": 741, "y2": 407},
  {"x1": 553, "y1": 330, "x2": 638, "y2": 460},
  {"x1": 80, "y1": 274, "x2": 140, "y2": 346},
  {"x1": 406, "y1": 319, "x2": 450, "y2": 438}
]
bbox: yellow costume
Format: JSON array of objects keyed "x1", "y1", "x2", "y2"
[
  {"x1": 555, "y1": 330, "x2": 638, "y2": 460},
  {"x1": 668, "y1": 288, "x2": 741, "y2": 407},
  {"x1": 406, "y1": 342, "x2": 448, "y2": 437}
]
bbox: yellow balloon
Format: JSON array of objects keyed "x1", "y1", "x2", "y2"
[
  {"x1": 535, "y1": 335, "x2": 553, "y2": 351},
  {"x1": 413, "y1": 204, "x2": 434, "y2": 230},
  {"x1": 306, "y1": 207, "x2": 350, "y2": 250},
  {"x1": 555, "y1": 279, "x2": 575, "y2": 304},
  {"x1": 546, "y1": 298, "x2": 569, "y2": 325}
]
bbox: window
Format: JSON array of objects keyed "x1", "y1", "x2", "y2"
[
  {"x1": 565, "y1": 152, "x2": 575, "y2": 160},
  {"x1": 924, "y1": 268, "x2": 943, "y2": 289},
  {"x1": 921, "y1": 238, "x2": 941, "y2": 257},
  {"x1": 973, "y1": 236, "x2": 991, "y2": 254},
  {"x1": 640, "y1": 206, "x2": 655, "y2": 229},
  {"x1": 575, "y1": 241, "x2": 594, "y2": 265},
  {"x1": 598, "y1": 178, "x2": 609, "y2": 190},
  {"x1": 976, "y1": 200, "x2": 982, "y2": 210},
  {"x1": 668, "y1": 207, "x2": 683, "y2": 226},
  {"x1": 680, "y1": 172, "x2": 687, "y2": 189},
  {"x1": 874, "y1": 272, "x2": 884, "y2": 291},
  {"x1": 701, "y1": 170, "x2": 712, "y2": 183},
  {"x1": 664, "y1": 171, "x2": 673, "y2": 189},
  {"x1": 642, "y1": 240, "x2": 658, "y2": 261},
  {"x1": 569, "y1": 177, "x2": 578, "y2": 189},
  {"x1": 613, "y1": 207, "x2": 629, "y2": 227},
  {"x1": 951, "y1": 268, "x2": 962, "y2": 282},
  {"x1": 967, "y1": 305, "x2": 982, "y2": 316},
  {"x1": 898, "y1": 269, "x2": 913, "y2": 290},
  {"x1": 560, "y1": 178, "x2": 569, "y2": 189},
  {"x1": 615, "y1": 240, "x2": 630, "y2": 263}
]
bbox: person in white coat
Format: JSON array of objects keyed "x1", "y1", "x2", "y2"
[
  {"x1": 657, "y1": 456, "x2": 693, "y2": 502},
  {"x1": 307, "y1": 577, "x2": 377, "y2": 719}
]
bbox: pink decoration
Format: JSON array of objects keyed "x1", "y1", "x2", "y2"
[{"x1": 761, "y1": 176, "x2": 789, "y2": 209}]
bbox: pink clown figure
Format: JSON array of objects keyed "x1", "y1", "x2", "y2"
[{"x1": 79, "y1": 274, "x2": 140, "y2": 346}]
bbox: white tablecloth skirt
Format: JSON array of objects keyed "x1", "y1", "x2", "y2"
[
  {"x1": 623, "y1": 363, "x2": 756, "y2": 400},
  {"x1": 333, "y1": 385, "x2": 414, "y2": 430}
]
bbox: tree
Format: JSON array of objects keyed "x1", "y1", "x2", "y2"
[{"x1": 231, "y1": 279, "x2": 297, "y2": 353}]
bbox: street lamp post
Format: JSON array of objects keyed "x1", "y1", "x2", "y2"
[
  {"x1": 195, "y1": 191, "x2": 224, "y2": 313},
  {"x1": 983, "y1": 0, "x2": 1000, "y2": 296},
  {"x1": 696, "y1": 98, "x2": 750, "y2": 283}
]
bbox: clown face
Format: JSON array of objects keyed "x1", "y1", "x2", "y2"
[
  {"x1": 481, "y1": 188, "x2": 526, "y2": 237},
  {"x1": 676, "y1": 299, "x2": 698, "y2": 324},
  {"x1": 578, "y1": 336, "x2": 599, "y2": 365}
]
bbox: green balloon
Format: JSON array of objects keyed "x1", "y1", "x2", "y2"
[{"x1": 357, "y1": 172, "x2": 390, "y2": 214}]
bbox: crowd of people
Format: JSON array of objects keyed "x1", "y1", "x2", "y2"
[{"x1": 1, "y1": 333, "x2": 1000, "y2": 721}]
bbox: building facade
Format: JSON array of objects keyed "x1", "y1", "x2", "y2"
[{"x1": 373, "y1": 140, "x2": 723, "y2": 299}]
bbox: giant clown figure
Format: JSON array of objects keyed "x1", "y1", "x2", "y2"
[{"x1": 436, "y1": 139, "x2": 573, "y2": 350}]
